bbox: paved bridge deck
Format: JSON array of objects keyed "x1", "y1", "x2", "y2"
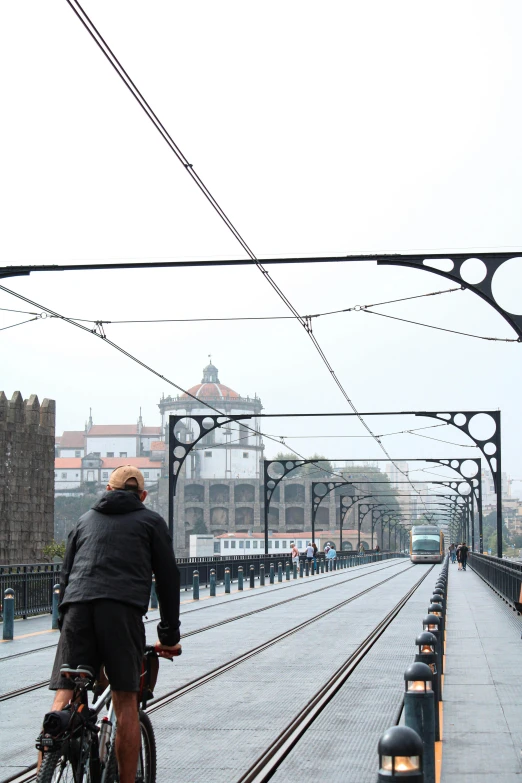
[
  {"x1": 441, "y1": 562, "x2": 522, "y2": 782},
  {"x1": 1, "y1": 556, "x2": 520, "y2": 782}
]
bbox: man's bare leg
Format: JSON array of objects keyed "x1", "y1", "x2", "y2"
[
  {"x1": 112, "y1": 691, "x2": 140, "y2": 783},
  {"x1": 37, "y1": 689, "x2": 72, "y2": 769}
]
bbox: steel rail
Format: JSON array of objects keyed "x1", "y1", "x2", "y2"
[
  {"x1": 146, "y1": 564, "x2": 417, "y2": 713},
  {"x1": 0, "y1": 557, "x2": 395, "y2": 664},
  {"x1": 0, "y1": 560, "x2": 408, "y2": 702},
  {"x1": 237, "y1": 565, "x2": 434, "y2": 782},
  {"x1": 2, "y1": 562, "x2": 420, "y2": 783}
]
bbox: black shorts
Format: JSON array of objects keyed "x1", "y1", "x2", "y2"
[{"x1": 50, "y1": 600, "x2": 145, "y2": 692}]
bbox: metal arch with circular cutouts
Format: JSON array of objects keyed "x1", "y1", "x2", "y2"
[
  {"x1": 376, "y1": 253, "x2": 522, "y2": 340},
  {"x1": 416, "y1": 412, "x2": 500, "y2": 492},
  {"x1": 168, "y1": 413, "x2": 253, "y2": 536}
]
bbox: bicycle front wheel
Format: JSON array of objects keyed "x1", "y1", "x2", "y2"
[{"x1": 105, "y1": 710, "x2": 156, "y2": 783}]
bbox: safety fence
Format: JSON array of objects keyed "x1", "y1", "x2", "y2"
[
  {"x1": 468, "y1": 552, "x2": 522, "y2": 611},
  {"x1": 0, "y1": 551, "x2": 404, "y2": 620}
]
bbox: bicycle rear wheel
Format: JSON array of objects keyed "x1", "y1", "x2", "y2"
[
  {"x1": 105, "y1": 710, "x2": 156, "y2": 783},
  {"x1": 36, "y1": 750, "x2": 77, "y2": 783}
]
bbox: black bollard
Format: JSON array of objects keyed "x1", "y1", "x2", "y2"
[
  {"x1": 250, "y1": 565, "x2": 255, "y2": 589},
  {"x1": 260, "y1": 564, "x2": 265, "y2": 586},
  {"x1": 414, "y1": 632, "x2": 441, "y2": 741},
  {"x1": 404, "y1": 663, "x2": 435, "y2": 783},
  {"x1": 225, "y1": 567, "x2": 231, "y2": 593},
  {"x1": 210, "y1": 568, "x2": 216, "y2": 597},
  {"x1": 2, "y1": 589, "x2": 14, "y2": 641},
  {"x1": 285, "y1": 561, "x2": 291, "y2": 581},
  {"x1": 377, "y1": 725, "x2": 424, "y2": 782},
  {"x1": 238, "y1": 566, "x2": 244, "y2": 591},
  {"x1": 305, "y1": 560, "x2": 309, "y2": 577},
  {"x1": 52, "y1": 584, "x2": 60, "y2": 630},
  {"x1": 270, "y1": 563, "x2": 275, "y2": 584},
  {"x1": 193, "y1": 570, "x2": 200, "y2": 601}
]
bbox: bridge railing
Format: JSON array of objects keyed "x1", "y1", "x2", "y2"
[
  {"x1": 468, "y1": 552, "x2": 522, "y2": 611},
  {"x1": 1, "y1": 551, "x2": 405, "y2": 619}
]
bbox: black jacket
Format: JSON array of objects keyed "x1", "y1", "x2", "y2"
[{"x1": 59, "y1": 490, "x2": 180, "y2": 646}]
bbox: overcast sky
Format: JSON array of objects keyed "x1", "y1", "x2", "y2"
[{"x1": 1, "y1": 1, "x2": 521, "y2": 495}]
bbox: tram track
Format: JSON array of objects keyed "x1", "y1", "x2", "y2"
[
  {"x1": 0, "y1": 559, "x2": 409, "y2": 702},
  {"x1": 0, "y1": 558, "x2": 399, "y2": 665},
  {"x1": 238, "y1": 565, "x2": 434, "y2": 783},
  {"x1": 2, "y1": 563, "x2": 430, "y2": 783}
]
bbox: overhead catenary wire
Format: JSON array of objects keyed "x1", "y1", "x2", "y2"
[
  {"x1": 0, "y1": 316, "x2": 39, "y2": 332},
  {"x1": 64, "y1": 0, "x2": 430, "y2": 512},
  {"x1": 361, "y1": 309, "x2": 520, "y2": 343},
  {"x1": 0, "y1": 283, "x2": 353, "y2": 485}
]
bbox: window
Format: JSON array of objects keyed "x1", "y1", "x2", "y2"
[
  {"x1": 106, "y1": 452, "x2": 114, "y2": 458},
  {"x1": 245, "y1": 541, "x2": 251, "y2": 549},
  {"x1": 205, "y1": 452, "x2": 212, "y2": 458},
  {"x1": 239, "y1": 541, "x2": 244, "y2": 548},
  {"x1": 274, "y1": 541, "x2": 280, "y2": 549},
  {"x1": 75, "y1": 450, "x2": 81, "y2": 458},
  {"x1": 119, "y1": 452, "x2": 127, "y2": 458},
  {"x1": 54, "y1": 472, "x2": 57, "y2": 478},
  {"x1": 144, "y1": 472, "x2": 149, "y2": 478},
  {"x1": 269, "y1": 540, "x2": 273, "y2": 548},
  {"x1": 102, "y1": 472, "x2": 109, "y2": 479},
  {"x1": 298, "y1": 540, "x2": 303, "y2": 548},
  {"x1": 231, "y1": 541, "x2": 236, "y2": 549},
  {"x1": 61, "y1": 472, "x2": 67, "y2": 479},
  {"x1": 253, "y1": 540, "x2": 258, "y2": 549},
  {"x1": 224, "y1": 541, "x2": 229, "y2": 549},
  {"x1": 243, "y1": 452, "x2": 249, "y2": 458},
  {"x1": 93, "y1": 452, "x2": 101, "y2": 457},
  {"x1": 281, "y1": 541, "x2": 287, "y2": 548}
]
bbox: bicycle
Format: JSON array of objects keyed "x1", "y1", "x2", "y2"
[{"x1": 35, "y1": 644, "x2": 179, "y2": 782}]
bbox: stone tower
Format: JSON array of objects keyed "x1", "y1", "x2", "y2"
[{"x1": 0, "y1": 392, "x2": 56, "y2": 564}]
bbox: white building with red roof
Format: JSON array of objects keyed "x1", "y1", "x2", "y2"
[{"x1": 158, "y1": 361, "x2": 264, "y2": 480}]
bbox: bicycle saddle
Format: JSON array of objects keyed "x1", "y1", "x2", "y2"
[{"x1": 60, "y1": 664, "x2": 96, "y2": 680}]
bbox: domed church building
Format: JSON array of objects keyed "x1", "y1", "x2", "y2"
[{"x1": 158, "y1": 361, "x2": 266, "y2": 554}]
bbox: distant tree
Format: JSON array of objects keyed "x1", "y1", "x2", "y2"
[
  {"x1": 42, "y1": 540, "x2": 66, "y2": 561},
  {"x1": 271, "y1": 452, "x2": 334, "y2": 479}
]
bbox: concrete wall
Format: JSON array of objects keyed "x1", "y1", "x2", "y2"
[{"x1": 0, "y1": 391, "x2": 55, "y2": 564}]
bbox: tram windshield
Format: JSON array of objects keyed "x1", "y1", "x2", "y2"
[{"x1": 412, "y1": 534, "x2": 441, "y2": 552}]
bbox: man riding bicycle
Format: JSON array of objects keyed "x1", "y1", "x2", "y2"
[{"x1": 44, "y1": 466, "x2": 181, "y2": 783}]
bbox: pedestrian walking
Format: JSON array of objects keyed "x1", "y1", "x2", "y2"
[
  {"x1": 291, "y1": 541, "x2": 300, "y2": 570},
  {"x1": 305, "y1": 541, "x2": 314, "y2": 570},
  {"x1": 312, "y1": 541, "x2": 318, "y2": 571},
  {"x1": 327, "y1": 545, "x2": 337, "y2": 563},
  {"x1": 449, "y1": 543, "x2": 456, "y2": 564},
  {"x1": 456, "y1": 543, "x2": 462, "y2": 570},
  {"x1": 358, "y1": 542, "x2": 365, "y2": 556},
  {"x1": 460, "y1": 542, "x2": 469, "y2": 571}
]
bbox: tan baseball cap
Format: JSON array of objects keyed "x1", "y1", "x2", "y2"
[{"x1": 108, "y1": 465, "x2": 145, "y2": 491}]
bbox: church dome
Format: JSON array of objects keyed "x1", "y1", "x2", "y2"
[{"x1": 181, "y1": 361, "x2": 240, "y2": 400}]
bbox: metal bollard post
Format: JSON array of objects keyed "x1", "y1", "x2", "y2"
[
  {"x1": 260, "y1": 563, "x2": 265, "y2": 586},
  {"x1": 2, "y1": 588, "x2": 15, "y2": 640},
  {"x1": 305, "y1": 559, "x2": 309, "y2": 577},
  {"x1": 404, "y1": 662, "x2": 435, "y2": 783},
  {"x1": 150, "y1": 576, "x2": 158, "y2": 609},
  {"x1": 321, "y1": 558, "x2": 325, "y2": 573},
  {"x1": 278, "y1": 562, "x2": 283, "y2": 582},
  {"x1": 250, "y1": 565, "x2": 255, "y2": 589},
  {"x1": 270, "y1": 563, "x2": 275, "y2": 584},
  {"x1": 285, "y1": 561, "x2": 290, "y2": 581},
  {"x1": 300, "y1": 559, "x2": 304, "y2": 578},
  {"x1": 210, "y1": 568, "x2": 216, "y2": 597},
  {"x1": 193, "y1": 570, "x2": 200, "y2": 601},
  {"x1": 225, "y1": 567, "x2": 231, "y2": 593},
  {"x1": 293, "y1": 561, "x2": 298, "y2": 579},
  {"x1": 415, "y1": 632, "x2": 441, "y2": 741},
  {"x1": 52, "y1": 584, "x2": 60, "y2": 630},
  {"x1": 377, "y1": 726, "x2": 424, "y2": 782},
  {"x1": 238, "y1": 566, "x2": 244, "y2": 591},
  {"x1": 333, "y1": 559, "x2": 337, "y2": 571}
]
